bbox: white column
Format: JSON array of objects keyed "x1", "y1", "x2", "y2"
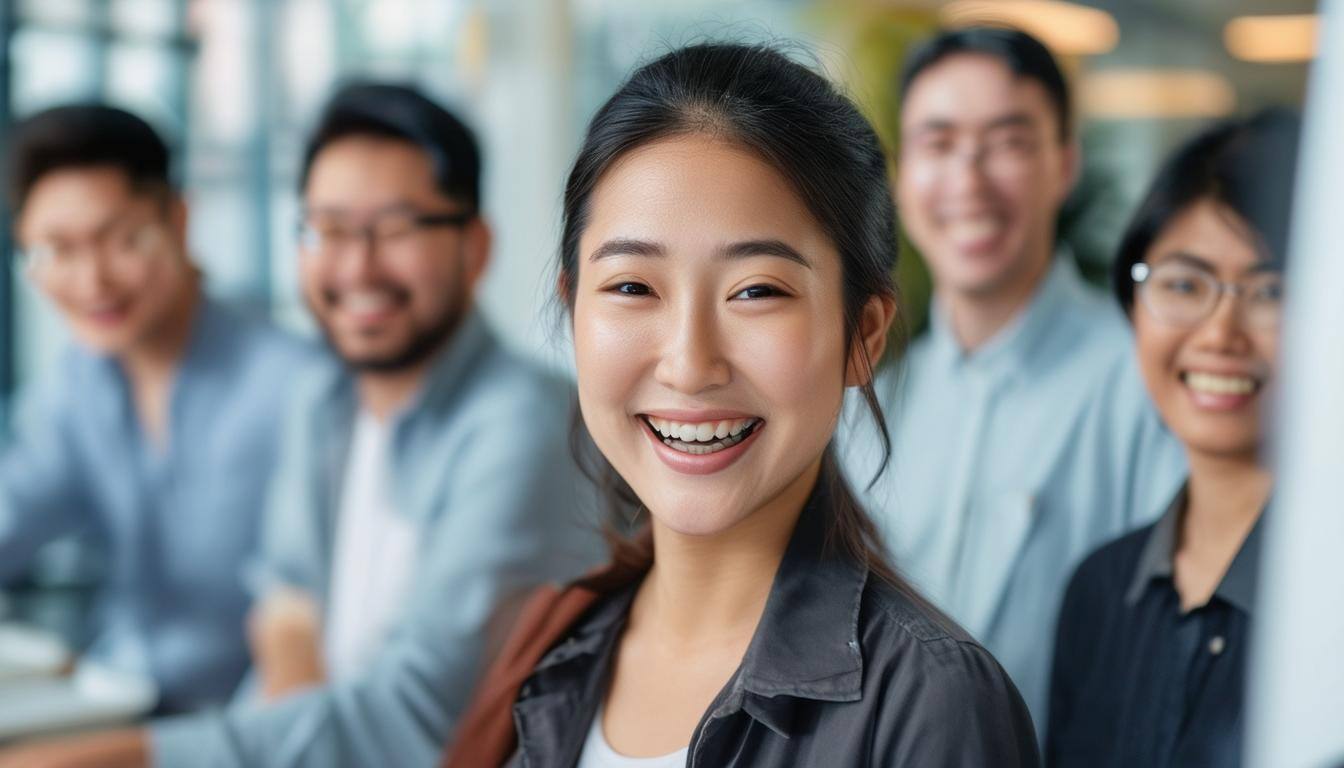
[{"x1": 1247, "y1": 3, "x2": 1344, "y2": 767}]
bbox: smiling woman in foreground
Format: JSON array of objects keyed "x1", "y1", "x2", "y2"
[{"x1": 444, "y1": 42, "x2": 1038, "y2": 768}]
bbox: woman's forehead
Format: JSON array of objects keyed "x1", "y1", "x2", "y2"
[{"x1": 580, "y1": 136, "x2": 833, "y2": 261}]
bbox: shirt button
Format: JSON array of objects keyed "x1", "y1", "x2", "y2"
[{"x1": 1208, "y1": 636, "x2": 1227, "y2": 655}]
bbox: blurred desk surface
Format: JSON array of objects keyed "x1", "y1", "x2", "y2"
[{"x1": 0, "y1": 620, "x2": 155, "y2": 744}]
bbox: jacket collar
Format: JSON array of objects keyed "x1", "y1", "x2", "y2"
[
  {"x1": 520, "y1": 472, "x2": 869, "y2": 743},
  {"x1": 737, "y1": 477, "x2": 867, "y2": 707}
]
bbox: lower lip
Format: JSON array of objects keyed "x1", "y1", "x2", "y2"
[
  {"x1": 1184, "y1": 383, "x2": 1258, "y2": 412},
  {"x1": 86, "y1": 307, "x2": 130, "y2": 327},
  {"x1": 641, "y1": 419, "x2": 764, "y2": 476}
]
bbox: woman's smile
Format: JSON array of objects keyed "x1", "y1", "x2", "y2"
[{"x1": 637, "y1": 410, "x2": 766, "y2": 475}]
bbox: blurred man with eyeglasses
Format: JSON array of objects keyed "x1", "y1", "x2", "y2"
[
  {"x1": 0, "y1": 105, "x2": 311, "y2": 714},
  {"x1": 5, "y1": 82, "x2": 606, "y2": 768},
  {"x1": 839, "y1": 28, "x2": 1188, "y2": 730}
]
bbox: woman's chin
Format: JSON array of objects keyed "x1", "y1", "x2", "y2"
[{"x1": 647, "y1": 506, "x2": 751, "y2": 538}]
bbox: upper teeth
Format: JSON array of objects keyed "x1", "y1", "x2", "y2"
[
  {"x1": 343, "y1": 291, "x2": 397, "y2": 312},
  {"x1": 1186, "y1": 372, "x2": 1257, "y2": 395},
  {"x1": 647, "y1": 417, "x2": 756, "y2": 442},
  {"x1": 946, "y1": 216, "x2": 1003, "y2": 242}
]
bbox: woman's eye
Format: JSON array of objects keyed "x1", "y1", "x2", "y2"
[
  {"x1": 1161, "y1": 278, "x2": 1200, "y2": 295},
  {"x1": 1251, "y1": 280, "x2": 1284, "y2": 303},
  {"x1": 731, "y1": 284, "x2": 785, "y2": 300},
  {"x1": 611, "y1": 282, "x2": 651, "y2": 296}
]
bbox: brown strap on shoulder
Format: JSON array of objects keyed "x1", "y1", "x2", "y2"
[{"x1": 440, "y1": 582, "x2": 602, "y2": 768}]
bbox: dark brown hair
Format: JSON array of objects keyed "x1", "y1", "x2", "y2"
[
  {"x1": 901, "y1": 27, "x2": 1072, "y2": 143},
  {"x1": 559, "y1": 43, "x2": 912, "y2": 593},
  {"x1": 7, "y1": 104, "x2": 172, "y2": 214},
  {"x1": 298, "y1": 81, "x2": 481, "y2": 212},
  {"x1": 1113, "y1": 108, "x2": 1301, "y2": 313}
]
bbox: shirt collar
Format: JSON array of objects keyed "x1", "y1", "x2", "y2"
[
  {"x1": 1214, "y1": 509, "x2": 1265, "y2": 614},
  {"x1": 393, "y1": 308, "x2": 492, "y2": 424},
  {"x1": 927, "y1": 250, "x2": 1083, "y2": 380},
  {"x1": 314, "y1": 308, "x2": 492, "y2": 426},
  {"x1": 180, "y1": 295, "x2": 233, "y2": 365},
  {"x1": 1125, "y1": 481, "x2": 1268, "y2": 614},
  {"x1": 89, "y1": 294, "x2": 223, "y2": 430},
  {"x1": 94, "y1": 292, "x2": 221, "y2": 370}
]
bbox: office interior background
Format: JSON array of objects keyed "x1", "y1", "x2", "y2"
[
  {"x1": 0, "y1": 0, "x2": 1318, "y2": 394},
  {"x1": 0, "y1": 1, "x2": 1336, "y2": 766}
]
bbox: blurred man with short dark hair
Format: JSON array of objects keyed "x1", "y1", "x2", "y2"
[
  {"x1": 0, "y1": 84, "x2": 604, "y2": 768},
  {"x1": 0, "y1": 105, "x2": 311, "y2": 713}
]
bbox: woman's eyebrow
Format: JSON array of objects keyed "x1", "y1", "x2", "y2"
[
  {"x1": 718, "y1": 239, "x2": 813, "y2": 269},
  {"x1": 1153, "y1": 250, "x2": 1218, "y2": 272},
  {"x1": 589, "y1": 238, "x2": 812, "y2": 269},
  {"x1": 589, "y1": 238, "x2": 665, "y2": 262},
  {"x1": 1155, "y1": 250, "x2": 1283, "y2": 276}
]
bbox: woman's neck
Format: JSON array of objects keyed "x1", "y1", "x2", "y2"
[
  {"x1": 633, "y1": 458, "x2": 822, "y2": 648},
  {"x1": 1173, "y1": 447, "x2": 1272, "y2": 611},
  {"x1": 1183, "y1": 449, "x2": 1271, "y2": 546}
]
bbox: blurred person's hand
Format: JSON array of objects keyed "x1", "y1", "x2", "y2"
[
  {"x1": 0, "y1": 729, "x2": 147, "y2": 768},
  {"x1": 247, "y1": 587, "x2": 327, "y2": 700}
]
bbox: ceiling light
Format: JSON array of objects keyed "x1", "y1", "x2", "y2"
[
  {"x1": 1225, "y1": 14, "x2": 1318, "y2": 63},
  {"x1": 940, "y1": 1, "x2": 1119, "y2": 56},
  {"x1": 1080, "y1": 69, "x2": 1237, "y2": 119}
]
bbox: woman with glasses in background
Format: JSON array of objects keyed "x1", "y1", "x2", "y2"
[{"x1": 1046, "y1": 110, "x2": 1301, "y2": 768}]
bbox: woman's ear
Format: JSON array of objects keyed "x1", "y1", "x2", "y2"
[{"x1": 845, "y1": 293, "x2": 898, "y2": 388}]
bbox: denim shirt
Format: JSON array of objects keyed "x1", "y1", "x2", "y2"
[
  {"x1": 0, "y1": 297, "x2": 312, "y2": 712},
  {"x1": 840, "y1": 256, "x2": 1187, "y2": 729},
  {"x1": 507, "y1": 474, "x2": 1040, "y2": 767},
  {"x1": 151, "y1": 311, "x2": 608, "y2": 767}
]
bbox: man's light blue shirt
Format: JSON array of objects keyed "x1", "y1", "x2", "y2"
[
  {"x1": 840, "y1": 256, "x2": 1186, "y2": 731},
  {"x1": 151, "y1": 310, "x2": 608, "y2": 767},
  {"x1": 0, "y1": 297, "x2": 312, "y2": 712}
]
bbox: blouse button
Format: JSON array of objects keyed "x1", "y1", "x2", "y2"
[{"x1": 1208, "y1": 636, "x2": 1227, "y2": 656}]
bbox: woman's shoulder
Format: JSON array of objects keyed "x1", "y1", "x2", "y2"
[
  {"x1": 859, "y1": 577, "x2": 1003, "y2": 681},
  {"x1": 857, "y1": 577, "x2": 1040, "y2": 764}
]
